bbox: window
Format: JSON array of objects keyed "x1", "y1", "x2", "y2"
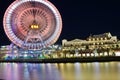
[
  {"x1": 105, "y1": 37, "x2": 107, "y2": 40},
  {"x1": 89, "y1": 38, "x2": 91, "y2": 41}
]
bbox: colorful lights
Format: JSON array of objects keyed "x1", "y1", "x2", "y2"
[{"x1": 24, "y1": 54, "x2": 27, "y2": 57}]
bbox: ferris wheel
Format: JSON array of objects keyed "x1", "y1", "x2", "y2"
[{"x1": 3, "y1": 0, "x2": 62, "y2": 50}]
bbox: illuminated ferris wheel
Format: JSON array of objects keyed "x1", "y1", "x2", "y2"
[{"x1": 3, "y1": 0, "x2": 62, "y2": 50}]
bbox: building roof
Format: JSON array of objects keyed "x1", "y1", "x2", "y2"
[
  {"x1": 70, "y1": 39, "x2": 86, "y2": 42},
  {"x1": 89, "y1": 32, "x2": 112, "y2": 38}
]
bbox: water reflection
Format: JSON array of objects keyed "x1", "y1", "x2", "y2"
[
  {"x1": 55, "y1": 62, "x2": 120, "y2": 80},
  {"x1": 0, "y1": 63, "x2": 62, "y2": 80},
  {"x1": 0, "y1": 62, "x2": 120, "y2": 80}
]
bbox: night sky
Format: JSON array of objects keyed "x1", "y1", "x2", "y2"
[{"x1": 0, "y1": 0, "x2": 120, "y2": 45}]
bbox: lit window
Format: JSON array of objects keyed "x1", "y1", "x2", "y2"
[
  {"x1": 104, "y1": 52, "x2": 108, "y2": 56},
  {"x1": 83, "y1": 54, "x2": 86, "y2": 57},
  {"x1": 116, "y1": 52, "x2": 120, "y2": 56},
  {"x1": 89, "y1": 39, "x2": 91, "y2": 41},
  {"x1": 100, "y1": 53, "x2": 103, "y2": 56},
  {"x1": 101, "y1": 42, "x2": 103, "y2": 45},
  {"x1": 105, "y1": 37, "x2": 107, "y2": 40},
  {"x1": 93, "y1": 43, "x2": 95, "y2": 45},
  {"x1": 87, "y1": 54, "x2": 90, "y2": 57},
  {"x1": 91, "y1": 53, "x2": 94, "y2": 56}
]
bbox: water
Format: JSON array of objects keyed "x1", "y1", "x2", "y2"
[{"x1": 0, "y1": 62, "x2": 120, "y2": 80}]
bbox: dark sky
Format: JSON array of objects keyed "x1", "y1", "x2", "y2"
[{"x1": 0, "y1": 0, "x2": 120, "y2": 45}]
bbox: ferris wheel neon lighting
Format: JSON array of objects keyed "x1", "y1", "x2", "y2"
[{"x1": 3, "y1": 0, "x2": 62, "y2": 50}]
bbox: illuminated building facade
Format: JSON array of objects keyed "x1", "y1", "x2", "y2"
[
  {"x1": 62, "y1": 32, "x2": 120, "y2": 57},
  {"x1": 1, "y1": 32, "x2": 120, "y2": 59},
  {"x1": 0, "y1": 44, "x2": 61, "y2": 59}
]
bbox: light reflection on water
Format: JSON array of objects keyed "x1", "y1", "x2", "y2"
[
  {"x1": 0, "y1": 63, "x2": 62, "y2": 80},
  {"x1": 0, "y1": 62, "x2": 120, "y2": 80}
]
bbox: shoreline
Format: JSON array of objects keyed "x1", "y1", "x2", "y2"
[{"x1": 0, "y1": 56, "x2": 120, "y2": 63}]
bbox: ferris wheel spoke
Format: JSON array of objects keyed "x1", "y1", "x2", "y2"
[{"x1": 38, "y1": 34, "x2": 46, "y2": 48}]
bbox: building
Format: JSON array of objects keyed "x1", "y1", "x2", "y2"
[
  {"x1": 62, "y1": 32, "x2": 120, "y2": 57},
  {"x1": 0, "y1": 44, "x2": 61, "y2": 59}
]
